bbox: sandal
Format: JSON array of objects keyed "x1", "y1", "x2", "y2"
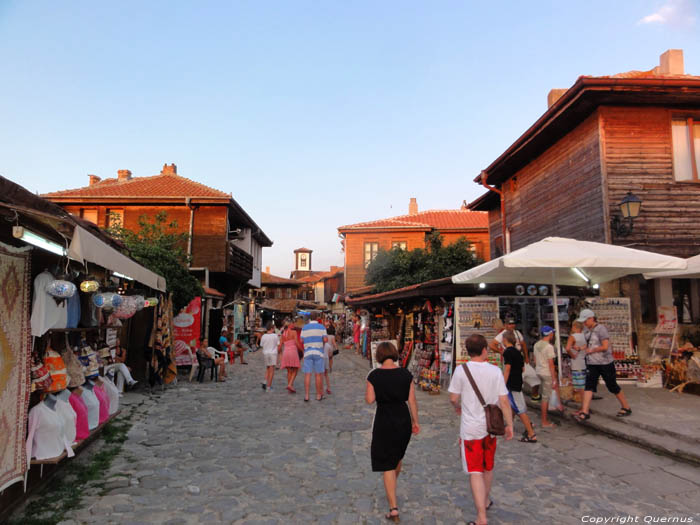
[
  {"x1": 575, "y1": 412, "x2": 591, "y2": 422},
  {"x1": 519, "y1": 434, "x2": 538, "y2": 443},
  {"x1": 616, "y1": 408, "x2": 632, "y2": 417},
  {"x1": 385, "y1": 507, "x2": 399, "y2": 522},
  {"x1": 486, "y1": 499, "x2": 494, "y2": 510}
]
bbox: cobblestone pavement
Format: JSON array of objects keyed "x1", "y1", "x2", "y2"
[{"x1": 58, "y1": 349, "x2": 700, "y2": 525}]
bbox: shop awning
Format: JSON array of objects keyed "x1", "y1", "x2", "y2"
[
  {"x1": 643, "y1": 253, "x2": 700, "y2": 280},
  {"x1": 68, "y1": 226, "x2": 166, "y2": 292}
]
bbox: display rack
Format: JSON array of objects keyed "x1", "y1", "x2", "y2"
[{"x1": 587, "y1": 297, "x2": 639, "y2": 381}]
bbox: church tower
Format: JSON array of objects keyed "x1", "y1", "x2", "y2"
[{"x1": 291, "y1": 247, "x2": 312, "y2": 279}]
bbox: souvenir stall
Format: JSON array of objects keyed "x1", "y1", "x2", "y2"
[{"x1": 0, "y1": 176, "x2": 166, "y2": 520}]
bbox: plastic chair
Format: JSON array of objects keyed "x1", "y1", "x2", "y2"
[{"x1": 196, "y1": 352, "x2": 218, "y2": 383}]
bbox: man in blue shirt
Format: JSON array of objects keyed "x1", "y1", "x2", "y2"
[{"x1": 301, "y1": 312, "x2": 328, "y2": 401}]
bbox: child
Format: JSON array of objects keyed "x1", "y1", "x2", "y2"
[
  {"x1": 502, "y1": 331, "x2": 537, "y2": 442},
  {"x1": 566, "y1": 321, "x2": 587, "y2": 415},
  {"x1": 323, "y1": 339, "x2": 333, "y2": 395},
  {"x1": 533, "y1": 326, "x2": 565, "y2": 428}
]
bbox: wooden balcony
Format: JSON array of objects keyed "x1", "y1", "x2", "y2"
[{"x1": 228, "y1": 243, "x2": 253, "y2": 281}]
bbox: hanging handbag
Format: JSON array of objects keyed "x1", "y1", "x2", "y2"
[
  {"x1": 31, "y1": 353, "x2": 53, "y2": 391},
  {"x1": 462, "y1": 363, "x2": 505, "y2": 436}
]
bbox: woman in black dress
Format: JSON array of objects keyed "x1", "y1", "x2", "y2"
[{"x1": 365, "y1": 342, "x2": 420, "y2": 523}]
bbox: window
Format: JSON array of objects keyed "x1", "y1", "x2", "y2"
[
  {"x1": 106, "y1": 209, "x2": 124, "y2": 229},
  {"x1": 81, "y1": 208, "x2": 98, "y2": 225},
  {"x1": 364, "y1": 242, "x2": 379, "y2": 267},
  {"x1": 286, "y1": 288, "x2": 292, "y2": 298},
  {"x1": 672, "y1": 118, "x2": 700, "y2": 181},
  {"x1": 391, "y1": 241, "x2": 407, "y2": 250},
  {"x1": 299, "y1": 254, "x2": 307, "y2": 269}
]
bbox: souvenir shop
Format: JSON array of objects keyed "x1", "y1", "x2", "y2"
[
  {"x1": 0, "y1": 176, "x2": 167, "y2": 520},
  {"x1": 347, "y1": 278, "x2": 636, "y2": 397}
]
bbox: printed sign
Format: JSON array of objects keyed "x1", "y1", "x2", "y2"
[
  {"x1": 173, "y1": 297, "x2": 202, "y2": 366},
  {"x1": 454, "y1": 297, "x2": 500, "y2": 365}
]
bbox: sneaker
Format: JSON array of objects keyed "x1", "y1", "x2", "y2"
[
  {"x1": 128, "y1": 380, "x2": 138, "y2": 387},
  {"x1": 530, "y1": 394, "x2": 542, "y2": 401},
  {"x1": 267, "y1": 386, "x2": 273, "y2": 392},
  {"x1": 261, "y1": 383, "x2": 266, "y2": 390}
]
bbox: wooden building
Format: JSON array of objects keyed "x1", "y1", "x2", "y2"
[
  {"x1": 338, "y1": 198, "x2": 489, "y2": 292},
  {"x1": 42, "y1": 163, "x2": 272, "y2": 299},
  {"x1": 469, "y1": 49, "x2": 700, "y2": 359}
]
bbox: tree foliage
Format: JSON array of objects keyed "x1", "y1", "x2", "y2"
[
  {"x1": 107, "y1": 211, "x2": 203, "y2": 311},
  {"x1": 364, "y1": 233, "x2": 482, "y2": 293}
]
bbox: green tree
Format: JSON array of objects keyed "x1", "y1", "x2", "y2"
[
  {"x1": 365, "y1": 232, "x2": 482, "y2": 293},
  {"x1": 107, "y1": 211, "x2": 203, "y2": 311}
]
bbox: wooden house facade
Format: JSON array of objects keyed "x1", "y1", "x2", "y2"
[
  {"x1": 42, "y1": 163, "x2": 272, "y2": 299},
  {"x1": 469, "y1": 50, "x2": 700, "y2": 359},
  {"x1": 338, "y1": 198, "x2": 490, "y2": 292}
]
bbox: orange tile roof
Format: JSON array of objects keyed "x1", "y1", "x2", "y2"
[
  {"x1": 339, "y1": 209, "x2": 488, "y2": 231},
  {"x1": 261, "y1": 272, "x2": 302, "y2": 286},
  {"x1": 43, "y1": 173, "x2": 231, "y2": 200}
]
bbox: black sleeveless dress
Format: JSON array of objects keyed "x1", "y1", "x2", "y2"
[{"x1": 367, "y1": 367, "x2": 413, "y2": 472}]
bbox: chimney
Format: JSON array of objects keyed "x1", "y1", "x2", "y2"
[
  {"x1": 547, "y1": 89, "x2": 567, "y2": 108},
  {"x1": 117, "y1": 169, "x2": 132, "y2": 182},
  {"x1": 88, "y1": 174, "x2": 101, "y2": 186},
  {"x1": 659, "y1": 49, "x2": 684, "y2": 75},
  {"x1": 408, "y1": 197, "x2": 418, "y2": 216},
  {"x1": 265, "y1": 266, "x2": 270, "y2": 274},
  {"x1": 160, "y1": 163, "x2": 177, "y2": 176}
]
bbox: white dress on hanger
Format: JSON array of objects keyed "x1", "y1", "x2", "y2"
[
  {"x1": 26, "y1": 402, "x2": 75, "y2": 461},
  {"x1": 99, "y1": 377, "x2": 120, "y2": 415},
  {"x1": 30, "y1": 271, "x2": 67, "y2": 337},
  {"x1": 81, "y1": 386, "x2": 100, "y2": 430}
]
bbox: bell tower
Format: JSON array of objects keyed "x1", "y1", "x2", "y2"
[{"x1": 291, "y1": 247, "x2": 312, "y2": 279}]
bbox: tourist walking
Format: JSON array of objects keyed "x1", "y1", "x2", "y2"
[
  {"x1": 533, "y1": 326, "x2": 565, "y2": 428},
  {"x1": 502, "y1": 331, "x2": 537, "y2": 443},
  {"x1": 575, "y1": 309, "x2": 632, "y2": 422},
  {"x1": 353, "y1": 315, "x2": 361, "y2": 354},
  {"x1": 325, "y1": 319, "x2": 337, "y2": 372},
  {"x1": 565, "y1": 321, "x2": 587, "y2": 415},
  {"x1": 365, "y1": 342, "x2": 420, "y2": 523},
  {"x1": 279, "y1": 321, "x2": 302, "y2": 393},
  {"x1": 260, "y1": 322, "x2": 280, "y2": 391},
  {"x1": 490, "y1": 316, "x2": 541, "y2": 400},
  {"x1": 448, "y1": 334, "x2": 513, "y2": 525},
  {"x1": 300, "y1": 312, "x2": 327, "y2": 401},
  {"x1": 323, "y1": 339, "x2": 332, "y2": 395}
]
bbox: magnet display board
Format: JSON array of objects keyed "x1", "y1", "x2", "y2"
[{"x1": 454, "y1": 297, "x2": 500, "y2": 365}]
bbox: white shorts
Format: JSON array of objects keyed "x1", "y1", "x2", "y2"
[
  {"x1": 263, "y1": 352, "x2": 277, "y2": 367},
  {"x1": 507, "y1": 391, "x2": 527, "y2": 415}
]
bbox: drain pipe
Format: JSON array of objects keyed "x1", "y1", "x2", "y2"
[
  {"x1": 186, "y1": 197, "x2": 195, "y2": 264},
  {"x1": 480, "y1": 170, "x2": 508, "y2": 254}
]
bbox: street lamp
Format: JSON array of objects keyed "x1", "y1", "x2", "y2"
[{"x1": 611, "y1": 191, "x2": 642, "y2": 237}]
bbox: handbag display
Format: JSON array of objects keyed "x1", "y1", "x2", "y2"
[
  {"x1": 44, "y1": 349, "x2": 68, "y2": 392},
  {"x1": 31, "y1": 353, "x2": 53, "y2": 392},
  {"x1": 462, "y1": 363, "x2": 505, "y2": 436}
]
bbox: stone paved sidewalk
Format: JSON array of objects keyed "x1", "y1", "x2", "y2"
[{"x1": 50, "y1": 348, "x2": 700, "y2": 524}]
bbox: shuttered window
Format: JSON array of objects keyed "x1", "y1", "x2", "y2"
[{"x1": 671, "y1": 118, "x2": 700, "y2": 181}]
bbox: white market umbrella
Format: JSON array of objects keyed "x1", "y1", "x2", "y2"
[
  {"x1": 452, "y1": 237, "x2": 687, "y2": 380},
  {"x1": 643, "y1": 253, "x2": 700, "y2": 280}
]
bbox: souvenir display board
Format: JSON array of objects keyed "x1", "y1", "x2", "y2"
[
  {"x1": 651, "y1": 305, "x2": 678, "y2": 359},
  {"x1": 409, "y1": 308, "x2": 440, "y2": 393},
  {"x1": 399, "y1": 313, "x2": 415, "y2": 367},
  {"x1": 454, "y1": 297, "x2": 500, "y2": 366},
  {"x1": 586, "y1": 297, "x2": 638, "y2": 380},
  {"x1": 437, "y1": 303, "x2": 455, "y2": 390}
]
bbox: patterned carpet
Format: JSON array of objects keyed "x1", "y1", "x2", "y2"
[{"x1": 0, "y1": 242, "x2": 32, "y2": 491}]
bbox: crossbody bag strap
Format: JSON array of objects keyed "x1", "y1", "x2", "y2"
[{"x1": 462, "y1": 363, "x2": 486, "y2": 407}]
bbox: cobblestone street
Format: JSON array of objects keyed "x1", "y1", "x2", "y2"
[{"x1": 55, "y1": 349, "x2": 700, "y2": 525}]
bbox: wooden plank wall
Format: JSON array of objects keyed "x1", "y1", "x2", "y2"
[
  {"x1": 601, "y1": 106, "x2": 700, "y2": 257},
  {"x1": 500, "y1": 112, "x2": 606, "y2": 251}
]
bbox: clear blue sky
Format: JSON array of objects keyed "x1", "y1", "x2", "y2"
[{"x1": 1, "y1": 1, "x2": 698, "y2": 276}]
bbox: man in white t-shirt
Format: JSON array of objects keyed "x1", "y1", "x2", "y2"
[
  {"x1": 259, "y1": 323, "x2": 280, "y2": 392},
  {"x1": 490, "y1": 316, "x2": 541, "y2": 401},
  {"x1": 449, "y1": 334, "x2": 513, "y2": 525}
]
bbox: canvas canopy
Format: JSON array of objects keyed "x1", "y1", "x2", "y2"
[
  {"x1": 643, "y1": 254, "x2": 700, "y2": 280},
  {"x1": 452, "y1": 237, "x2": 687, "y2": 381},
  {"x1": 68, "y1": 226, "x2": 166, "y2": 292}
]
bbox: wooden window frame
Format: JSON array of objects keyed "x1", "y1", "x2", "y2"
[
  {"x1": 391, "y1": 241, "x2": 407, "y2": 250},
  {"x1": 364, "y1": 242, "x2": 379, "y2": 267},
  {"x1": 671, "y1": 114, "x2": 700, "y2": 183},
  {"x1": 106, "y1": 208, "x2": 124, "y2": 229},
  {"x1": 80, "y1": 208, "x2": 98, "y2": 225}
]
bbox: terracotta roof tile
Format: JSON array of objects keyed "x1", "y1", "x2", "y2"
[
  {"x1": 43, "y1": 173, "x2": 231, "y2": 200},
  {"x1": 261, "y1": 272, "x2": 302, "y2": 286},
  {"x1": 339, "y1": 209, "x2": 488, "y2": 231}
]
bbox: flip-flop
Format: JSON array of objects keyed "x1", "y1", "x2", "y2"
[{"x1": 486, "y1": 499, "x2": 494, "y2": 509}]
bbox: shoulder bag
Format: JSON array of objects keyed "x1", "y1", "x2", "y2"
[{"x1": 462, "y1": 363, "x2": 505, "y2": 436}]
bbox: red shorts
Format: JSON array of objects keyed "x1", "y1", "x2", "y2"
[{"x1": 460, "y1": 435, "x2": 497, "y2": 474}]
